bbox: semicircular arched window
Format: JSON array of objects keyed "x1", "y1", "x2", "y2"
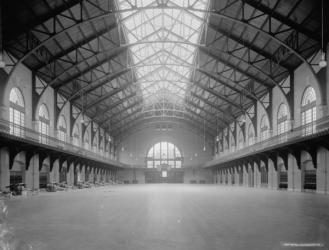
[
  {"x1": 248, "y1": 124, "x2": 255, "y2": 146},
  {"x1": 84, "y1": 130, "x2": 90, "y2": 150},
  {"x1": 9, "y1": 87, "x2": 25, "y2": 137},
  {"x1": 301, "y1": 86, "x2": 316, "y2": 135},
  {"x1": 260, "y1": 115, "x2": 270, "y2": 141},
  {"x1": 237, "y1": 129, "x2": 244, "y2": 149},
  {"x1": 57, "y1": 115, "x2": 67, "y2": 142},
  {"x1": 146, "y1": 142, "x2": 182, "y2": 169},
  {"x1": 277, "y1": 103, "x2": 288, "y2": 135},
  {"x1": 72, "y1": 123, "x2": 80, "y2": 146},
  {"x1": 38, "y1": 104, "x2": 50, "y2": 143}
]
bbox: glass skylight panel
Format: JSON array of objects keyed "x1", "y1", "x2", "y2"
[{"x1": 117, "y1": 0, "x2": 208, "y2": 104}]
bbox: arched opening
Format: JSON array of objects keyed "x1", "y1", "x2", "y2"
[
  {"x1": 10, "y1": 152, "x2": 24, "y2": 188},
  {"x1": 237, "y1": 129, "x2": 244, "y2": 149},
  {"x1": 92, "y1": 133, "x2": 98, "y2": 153},
  {"x1": 260, "y1": 164, "x2": 268, "y2": 187},
  {"x1": 57, "y1": 115, "x2": 67, "y2": 142},
  {"x1": 146, "y1": 141, "x2": 183, "y2": 169},
  {"x1": 145, "y1": 142, "x2": 184, "y2": 183},
  {"x1": 9, "y1": 87, "x2": 25, "y2": 137},
  {"x1": 278, "y1": 161, "x2": 288, "y2": 189},
  {"x1": 38, "y1": 104, "x2": 50, "y2": 144},
  {"x1": 72, "y1": 123, "x2": 80, "y2": 147},
  {"x1": 277, "y1": 103, "x2": 288, "y2": 135},
  {"x1": 248, "y1": 124, "x2": 255, "y2": 146},
  {"x1": 84, "y1": 130, "x2": 90, "y2": 150},
  {"x1": 260, "y1": 115, "x2": 270, "y2": 141},
  {"x1": 39, "y1": 161, "x2": 50, "y2": 189},
  {"x1": 301, "y1": 86, "x2": 317, "y2": 135},
  {"x1": 229, "y1": 131, "x2": 236, "y2": 152},
  {"x1": 59, "y1": 164, "x2": 67, "y2": 184},
  {"x1": 302, "y1": 151, "x2": 316, "y2": 191}
]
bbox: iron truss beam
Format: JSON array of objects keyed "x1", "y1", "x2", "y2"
[
  {"x1": 5, "y1": 4, "x2": 319, "y2": 92},
  {"x1": 242, "y1": 0, "x2": 320, "y2": 42},
  {"x1": 114, "y1": 119, "x2": 214, "y2": 144},
  {"x1": 113, "y1": 116, "x2": 215, "y2": 142},
  {"x1": 34, "y1": 23, "x2": 118, "y2": 71},
  {"x1": 120, "y1": 112, "x2": 216, "y2": 138},
  {"x1": 207, "y1": 22, "x2": 292, "y2": 71}
]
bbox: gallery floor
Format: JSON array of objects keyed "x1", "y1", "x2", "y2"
[{"x1": 5, "y1": 185, "x2": 329, "y2": 250}]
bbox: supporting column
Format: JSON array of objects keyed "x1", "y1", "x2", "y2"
[
  {"x1": 90, "y1": 167, "x2": 95, "y2": 183},
  {"x1": 288, "y1": 153, "x2": 302, "y2": 191},
  {"x1": 67, "y1": 162, "x2": 74, "y2": 186},
  {"x1": 254, "y1": 162, "x2": 260, "y2": 188},
  {"x1": 50, "y1": 159, "x2": 59, "y2": 184},
  {"x1": 317, "y1": 147, "x2": 329, "y2": 194},
  {"x1": 0, "y1": 148, "x2": 10, "y2": 191},
  {"x1": 243, "y1": 164, "x2": 248, "y2": 187},
  {"x1": 26, "y1": 154, "x2": 39, "y2": 190},
  {"x1": 80, "y1": 164, "x2": 85, "y2": 183},
  {"x1": 268, "y1": 158, "x2": 278, "y2": 189},
  {"x1": 227, "y1": 169, "x2": 231, "y2": 185}
]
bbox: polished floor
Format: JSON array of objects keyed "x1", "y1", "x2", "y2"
[{"x1": 4, "y1": 185, "x2": 329, "y2": 250}]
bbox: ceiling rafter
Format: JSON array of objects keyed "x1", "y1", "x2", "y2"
[{"x1": 242, "y1": 0, "x2": 320, "y2": 42}]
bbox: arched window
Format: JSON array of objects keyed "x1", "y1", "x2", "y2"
[
  {"x1": 9, "y1": 87, "x2": 25, "y2": 136},
  {"x1": 84, "y1": 130, "x2": 90, "y2": 150},
  {"x1": 248, "y1": 124, "x2": 255, "y2": 146},
  {"x1": 72, "y1": 123, "x2": 80, "y2": 146},
  {"x1": 260, "y1": 115, "x2": 270, "y2": 141},
  {"x1": 57, "y1": 115, "x2": 67, "y2": 142},
  {"x1": 146, "y1": 142, "x2": 182, "y2": 168},
  {"x1": 277, "y1": 103, "x2": 288, "y2": 135},
  {"x1": 301, "y1": 86, "x2": 316, "y2": 135},
  {"x1": 38, "y1": 104, "x2": 50, "y2": 143},
  {"x1": 92, "y1": 133, "x2": 98, "y2": 153},
  {"x1": 223, "y1": 128, "x2": 228, "y2": 151},
  {"x1": 99, "y1": 137, "x2": 104, "y2": 153},
  {"x1": 105, "y1": 140, "x2": 109, "y2": 153},
  {"x1": 229, "y1": 131, "x2": 235, "y2": 151},
  {"x1": 237, "y1": 129, "x2": 244, "y2": 149}
]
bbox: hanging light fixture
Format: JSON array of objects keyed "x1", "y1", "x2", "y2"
[
  {"x1": 203, "y1": 118, "x2": 206, "y2": 151},
  {"x1": 0, "y1": 1, "x2": 5, "y2": 69},
  {"x1": 319, "y1": 0, "x2": 327, "y2": 68}
]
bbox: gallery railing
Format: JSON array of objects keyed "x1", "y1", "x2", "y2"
[
  {"x1": 0, "y1": 119, "x2": 124, "y2": 167},
  {"x1": 206, "y1": 116, "x2": 329, "y2": 168}
]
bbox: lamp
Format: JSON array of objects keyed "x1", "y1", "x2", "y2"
[
  {"x1": 0, "y1": 1, "x2": 5, "y2": 69},
  {"x1": 319, "y1": 0, "x2": 327, "y2": 68}
]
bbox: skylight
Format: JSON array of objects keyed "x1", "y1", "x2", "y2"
[{"x1": 117, "y1": 0, "x2": 209, "y2": 104}]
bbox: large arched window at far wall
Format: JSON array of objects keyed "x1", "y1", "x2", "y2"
[
  {"x1": 9, "y1": 87, "x2": 25, "y2": 137},
  {"x1": 38, "y1": 104, "x2": 50, "y2": 143},
  {"x1": 146, "y1": 142, "x2": 182, "y2": 169},
  {"x1": 301, "y1": 86, "x2": 317, "y2": 135}
]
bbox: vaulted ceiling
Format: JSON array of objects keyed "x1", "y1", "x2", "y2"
[{"x1": 2, "y1": 0, "x2": 324, "y2": 140}]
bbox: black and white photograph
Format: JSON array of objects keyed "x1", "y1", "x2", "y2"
[{"x1": 0, "y1": 0, "x2": 328, "y2": 249}]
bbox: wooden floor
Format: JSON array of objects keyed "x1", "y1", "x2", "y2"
[{"x1": 4, "y1": 185, "x2": 329, "y2": 250}]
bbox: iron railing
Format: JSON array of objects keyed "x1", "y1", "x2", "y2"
[
  {"x1": 0, "y1": 119, "x2": 125, "y2": 168},
  {"x1": 206, "y1": 116, "x2": 329, "y2": 168}
]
